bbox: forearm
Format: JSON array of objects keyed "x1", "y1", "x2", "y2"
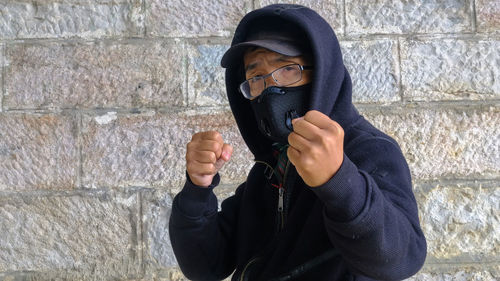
[
  {"x1": 169, "y1": 174, "x2": 236, "y2": 280},
  {"x1": 311, "y1": 155, "x2": 427, "y2": 280}
]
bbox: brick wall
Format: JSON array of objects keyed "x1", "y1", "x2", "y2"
[{"x1": 0, "y1": 0, "x2": 498, "y2": 280}]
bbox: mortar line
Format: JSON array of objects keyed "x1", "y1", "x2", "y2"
[
  {"x1": 184, "y1": 40, "x2": 190, "y2": 107},
  {"x1": 413, "y1": 178, "x2": 500, "y2": 190},
  {"x1": 355, "y1": 99, "x2": 500, "y2": 113},
  {"x1": 423, "y1": 258, "x2": 500, "y2": 266},
  {"x1": 138, "y1": 191, "x2": 146, "y2": 277},
  {"x1": 0, "y1": 186, "x2": 152, "y2": 198},
  {"x1": 4, "y1": 33, "x2": 496, "y2": 45},
  {"x1": 2, "y1": 99, "x2": 498, "y2": 114},
  {"x1": 142, "y1": 0, "x2": 147, "y2": 38},
  {"x1": 0, "y1": 104, "x2": 232, "y2": 115},
  {"x1": 1, "y1": 43, "x2": 5, "y2": 112},
  {"x1": 77, "y1": 112, "x2": 83, "y2": 189},
  {"x1": 471, "y1": 0, "x2": 477, "y2": 33},
  {"x1": 343, "y1": 0, "x2": 347, "y2": 37},
  {"x1": 396, "y1": 38, "x2": 404, "y2": 103}
]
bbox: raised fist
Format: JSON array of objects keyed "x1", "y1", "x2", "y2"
[{"x1": 186, "y1": 131, "x2": 233, "y2": 187}]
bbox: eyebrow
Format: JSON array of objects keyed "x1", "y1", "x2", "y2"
[{"x1": 245, "y1": 55, "x2": 293, "y2": 72}]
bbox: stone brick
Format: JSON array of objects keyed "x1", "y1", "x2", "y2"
[
  {"x1": 188, "y1": 44, "x2": 229, "y2": 106},
  {"x1": 141, "y1": 184, "x2": 239, "y2": 274},
  {"x1": 0, "y1": 0, "x2": 144, "y2": 39},
  {"x1": 187, "y1": 39, "x2": 402, "y2": 106},
  {"x1": 0, "y1": 113, "x2": 78, "y2": 191},
  {"x1": 256, "y1": 0, "x2": 343, "y2": 36},
  {"x1": 142, "y1": 189, "x2": 176, "y2": 268},
  {"x1": 146, "y1": 0, "x2": 250, "y2": 37},
  {"x1": 476, "y1": 0, "x2": 500, "y2": 33},
  {"x1": 401, "y1": 39, "x2": 500, "y2": 101},
  {"x1": 341, "y1": 39, "x2": 400, "y2": 103},
  {"x1": 346, "y1": 0, "x2": 472, "y2": 35},
  {"x1": 0, "y1": 190, "x2": 141, "y2": 278},
  {"x1": 213, "y1": 184, "x2": 238, "y2": 206},
  {"x1": 361, "y1": 105, "x2": 499, "y2": 180},
  {"x1": 4, "y1": 40, "x2": 185, "y2": 110},
  {"x1": 81, "y1": 109, "x2": 253, "y2": 190},
  {"x1": 415, "y1": 183, "x2": 499, "y2": 259}
]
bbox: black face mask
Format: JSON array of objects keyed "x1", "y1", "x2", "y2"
[{"x1": 250, "y1": 84, "x2": 311, "y2": 144}]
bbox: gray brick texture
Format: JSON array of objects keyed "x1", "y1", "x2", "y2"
[{"x1": 0, "y1": 0, "x2": 498, "y2": 280}]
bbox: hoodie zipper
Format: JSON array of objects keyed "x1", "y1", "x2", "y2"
[
  {"x1": 255, "y1": 160, "x2": 290, "y2": 232},
  {"x1": 238, "y1": 160, "x2": 291, "y2": 280},
  {"x1": 278, "y1": 160, "x2": 291, "y2": 231}
]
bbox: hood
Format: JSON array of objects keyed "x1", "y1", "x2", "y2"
[{"x1": 223, "y1": 4, "x2": 359, "y2": 160}]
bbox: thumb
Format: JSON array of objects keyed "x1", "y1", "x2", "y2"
[
  {"x1": 221, "y1": 143, "x2": 233, "y2": 162},
  {"x1": 215, "y1": 143, "x2": 232, "y2": 171}
]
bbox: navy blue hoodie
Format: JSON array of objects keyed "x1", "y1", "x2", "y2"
[{"x1": 170, "y1": 4, "x2": 427, "y2": 281}]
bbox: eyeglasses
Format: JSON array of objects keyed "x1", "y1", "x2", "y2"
[{"x1": 239, "y1": 64, "x2": 313, "y2": 99}]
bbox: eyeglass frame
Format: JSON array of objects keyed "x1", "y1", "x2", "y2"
[{"x1": 239, "y1": 63, "x2": 313, "y2": 99}]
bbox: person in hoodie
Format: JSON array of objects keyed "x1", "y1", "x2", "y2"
[{"x1": 170, "y1": 4, "x2": 427, "y2": 281}]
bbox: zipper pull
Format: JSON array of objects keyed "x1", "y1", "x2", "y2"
[{"x1": 278, "y1": 187, "x2": 284, "y2": 212}]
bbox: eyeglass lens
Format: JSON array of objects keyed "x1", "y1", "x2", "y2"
[{"x1": 241, "y1": 64, "x2": 303, "y2": 99}]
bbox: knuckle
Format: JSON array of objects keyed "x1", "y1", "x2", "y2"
[
  {"x1": 320, "y1": 133, "x2": 333, "y2": 146},
  {"x1": 186, "y1": 162, "x2": 195, "y2": 173},
  {"x1": 304, "y1": 111, "x2": 314, "y2": 120},
  {"x1": 310, "y1": 146, "x2": 321, "y2": 159},
  {"x1": 208, "y1": 130, "x2": 222, "y2": 140},
  {"x1": 337, "y1": 124, "x2": 345, "y2": 138},
  {"x1": 208, "y1": 152, "x2": 217, "y2": 163},
  {"x1": 306, "y1": 110, "x2": 320, "y2": 119},
  {"x1": 330, "y1": 121, "x2": 343, "y2": 134},
  {"x1": 210, "y1": 141, "x2": 221, "y2": 152},
  {"x1": 301, "y1": 156, "x2": 314, "y2": 169},
  {"x1": 187, "y1": 141, "x2": 197, "y2": 152},
  {"x1": 293, "y1": 118, "x2": 303, "y2": 127},
  {"x1": 208, "y1": 164, "x2": 217, "y2": 175}
]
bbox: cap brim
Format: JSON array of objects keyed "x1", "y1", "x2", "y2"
[{"x1": 220, "y1": 39, "x2": 302, "y2": 68}]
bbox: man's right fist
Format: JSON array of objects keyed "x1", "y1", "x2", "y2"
[{"x1": 186, "y1": 131, "x2": 233, "y2": 187}]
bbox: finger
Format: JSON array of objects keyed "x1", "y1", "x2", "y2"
[
  {"x1": 220, "y1": 143, "x2": 233, "y2": 162},
  {"x1": 187, "y1": 150, "x2": 217, "y2": 164},
  {"x1": 286, "y1": 145, "x2": 301, "y2": 165},
  {"x1": 288, "y1": 132, "x2": 311, "y2": 152},
  {"x1": 330, "y1": 120, "x2": 344, "y2": 136},
  {"x1": 199, "y1": 131, "x2": 224, "y2": 142},
  {"x1": 303, "y1": 110, "x2": 334, "y2": 130},
  {"x1": 192, "y1": 140, "x2": 222, "y2": 155},
  {"x1": 200, "y1": 131, "x2": 224, "y2": 157},
  {"x1": 291, "y1": 117, "x2": 322, "y2": 141},
  {"x1": 186, "y1": 162, "x2": 216, "y2": 176}
]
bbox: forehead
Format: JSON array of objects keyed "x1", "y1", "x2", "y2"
[{"x1": 243, "y1": 47, "x2": 281, "y2": 64}]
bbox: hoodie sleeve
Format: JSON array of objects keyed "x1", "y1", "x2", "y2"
[
  {"x1": 310, "y1": 137, "x2": 427, "y2": 281},
  {"x1": 169, "y1": 173, "x2": 242, "y2": 280}
]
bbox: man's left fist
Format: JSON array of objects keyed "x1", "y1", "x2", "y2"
[{"x1": 287, "y1": 110, "x2": 344, "y2": 187}]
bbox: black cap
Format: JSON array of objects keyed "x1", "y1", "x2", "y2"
[{"x1": 221, "y1": 19, "x2": 308, "y2": 68}]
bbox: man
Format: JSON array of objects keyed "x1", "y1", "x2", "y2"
[{"x1": 170, "y1": 4, "x2": 427, "y2": 281}]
